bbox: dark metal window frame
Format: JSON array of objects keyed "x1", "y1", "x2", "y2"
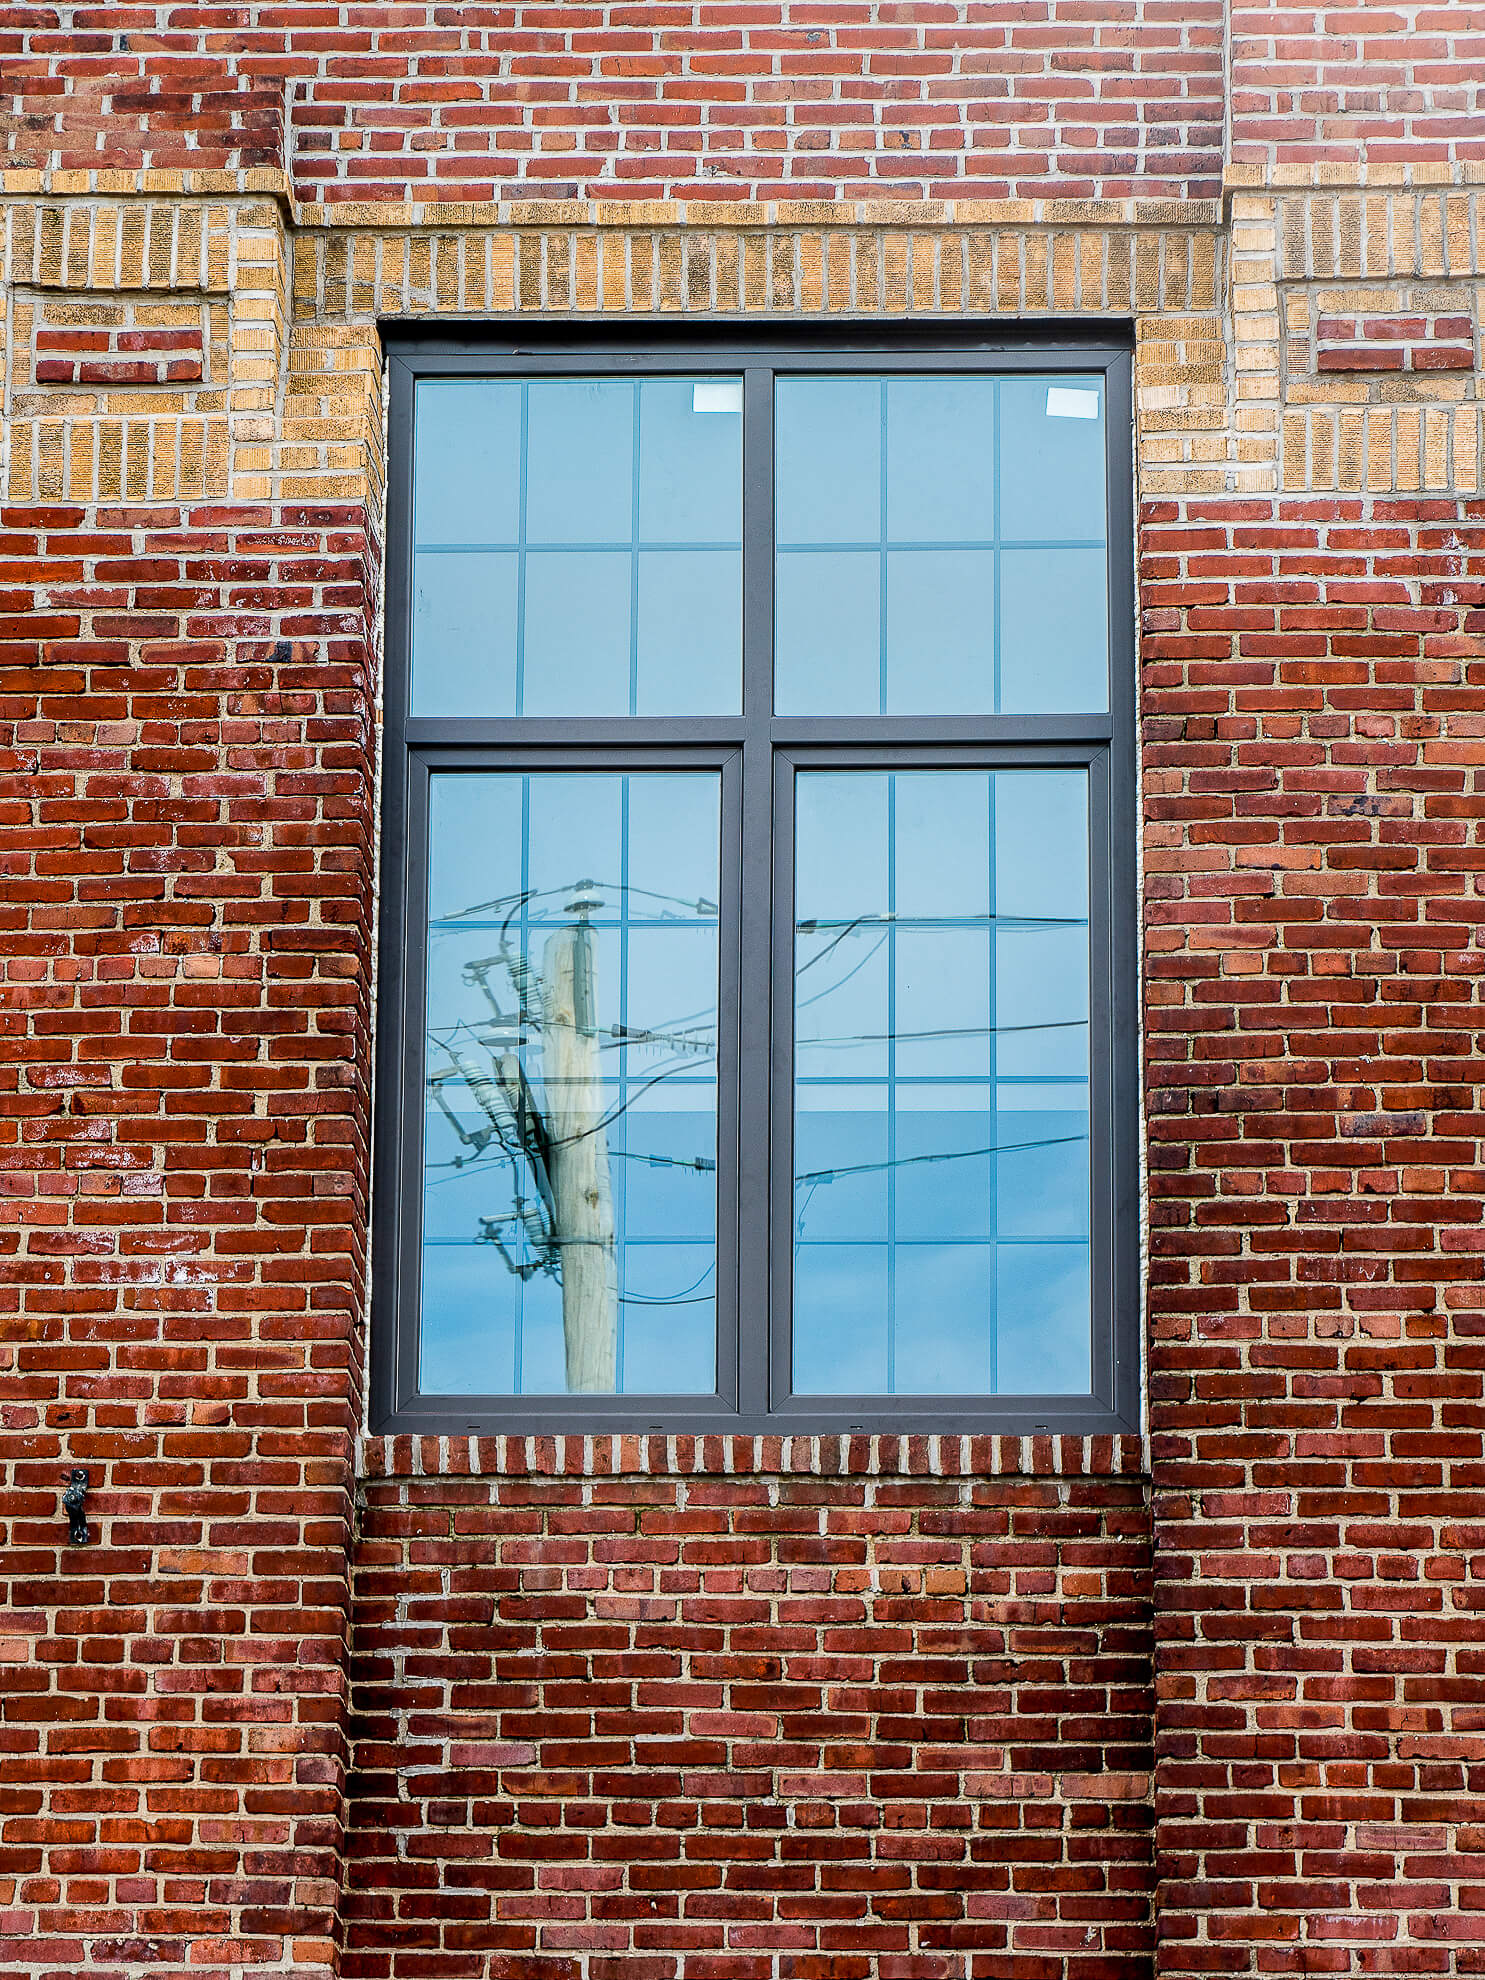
[{"x1": 372, "y1": 325, "x2": 1139, "y2": 1437}]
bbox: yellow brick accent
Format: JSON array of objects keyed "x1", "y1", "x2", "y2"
[{"x1": 0, "y1": 186, "x2": 1478, "y2": 508}]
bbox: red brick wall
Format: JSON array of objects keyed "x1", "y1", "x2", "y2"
[
  {"x1": 0, "y1": 504, "x2": 378, "y2": 1980},
  {"x1": 0, "y1": 2, "x2": 1226, "y2": 202},
  {"x1": 1142, "y1": 494, "x2": 1485, "y2": 1973},
  {"x1": 2, "y1": 3, "x2": 1482, "y2": 1974},
  {"x1": 0, "y1": 35, "x2": 285, "y2": 177},
  {"x1": 18, "y1": 2, "x2": 1485, "y2": 196},
  {"x1": 1229, "y1": 1, "x2": 1485, "y2": 173},
  {"x1": 344, "y1": 1439, "x2": 1152, "y2": 1980}
]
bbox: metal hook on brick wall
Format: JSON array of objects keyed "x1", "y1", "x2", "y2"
[{"x1": 62, "y1": 1469, "x2": 90, "y2": 1546}]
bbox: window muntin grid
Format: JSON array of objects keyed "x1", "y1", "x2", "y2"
[
  {"x1": 419, "y1": 770, "x2": 723, "y2": 1398},
  {"x1": 790, "y1": 767, "x2": 1092, "y2": 1398},
  {"x1": 411, "y1": 376, "x2": 744, "y2": 718},
  {"x1": 774, "y1": 374, "x2": 1108, "y2": 716}
]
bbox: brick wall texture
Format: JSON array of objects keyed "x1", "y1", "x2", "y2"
[{"x1": 0, "y1": 5, "x2": 1483, "y2": 1979}]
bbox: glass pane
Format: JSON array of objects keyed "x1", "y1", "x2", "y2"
[
  {"x1": 412, "y1": 377, "x2": 742, "y2": 716},
  {"x1": 792, "y1": 1246, "x2": 888, "y2": 1395},
  {"x1": 884, "y1": 377, "x2": 997, "y2": 541},
  {"x1": 775, "y1": 376, "x2": 880, "y2": 545},
  {"x1": 411, "y1": 551, "x2": 518, "y2": 720},
  {"x1": 882, "y1": 549, "x2": 995, "y2": 714},
  {"x1": 791, "y1": 768, "x2": 1092, "y2": 1398},
  {"x1": 419, "y1": 771, "x2": 722, "y2": 1397},
  {"x1": 525, "y1": 380, "x2": 633, "y2": 543},
  {"x1": 775, "y1": 374, "x2": 1108, "y2": 716},
  {"x1": 521, "y1": 551, "x2": 630, "y2": 716},
  {"x1": 639, "y1": 378, "x2": 743, "y2": 543},
  {"x1": 636, "y1": 550, "x2": 743, "y2": 715},
  {"x1": 998, "y1": 377, "x2": 1106, "y2": 544},
  {"x1": 774, "y1": 551, "x2": 880, "y2": 716},
  {"x1": 1000, "y1": 546, "x2": 1108, "y2": 714},
  {"x1": 995, "y1": 1244, "x2": 1091, "y2": 1393},
  {"x1": 413, "y1": 379, "x2": 521, "y2": 547}
]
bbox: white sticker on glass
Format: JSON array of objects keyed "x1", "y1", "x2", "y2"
[
  {"x1": 693, "y1": 379, "x2": 744, "y2": 415},
  {"x1": 1045, "y1": 385, "x2": 1101, "y2": 420}
]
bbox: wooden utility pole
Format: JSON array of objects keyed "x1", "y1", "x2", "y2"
[{"x1": 542, "y1": 901, "x2": 618, "y2": 1393}]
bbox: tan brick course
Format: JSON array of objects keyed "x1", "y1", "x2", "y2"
[{"x1": 5, "y1": 187, "x2": 1479, "y2": 515}]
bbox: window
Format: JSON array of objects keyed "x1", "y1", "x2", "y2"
[{"x1": 373, "y1": 334, "x2": 1137, "y2": 1434}]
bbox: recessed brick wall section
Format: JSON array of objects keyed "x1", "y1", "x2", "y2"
[
  {"x1": 344, "y1": 1440, "x2": 1154, "y2": 1979},
  {"x1": 1316, "y1": 311, "x2": 1475, "y2": 374},
  {"x1": 0, "y1": 502, "x2": 378, "y2": 1980},
  {"x1": 0, "y1": 2, "x2": 1225, "y2": 203},
  {"x1": 1141, "y1": 494, "x2": 1485, "y2": 1974},
  {"x1": 33, "y1": 325, "x2": 205, "y2": 387}
]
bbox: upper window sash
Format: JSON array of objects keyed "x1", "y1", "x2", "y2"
[{"x1": 403, "y1": 359, "x2": 1116, "y2": 731}]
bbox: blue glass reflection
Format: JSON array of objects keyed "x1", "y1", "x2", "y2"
[
  {"x1": 412, "y1": 551, "x2": 518, "y2": 720},
  {"x1": 791, "y1": 769, "x2": 1093, "y2": 1398},
  {"x1": 412, "y1": 377, "x2": 743, "y2": 716},
  {"x1": 420, "y1": 772, "x2": 721, "y2": 1396},
  {"x1": 1000, "y1": 546, "x2": 1108, "y2": 714},
  {"x1": 413, "y1": 380, "x2": 521, "y2": 548},
  {"x1": 999, "y1": 377, "x2": 1106, "y2": 543},
  {"x1": 775, "y1": 374, "x2": 1108, "y2": 716}
]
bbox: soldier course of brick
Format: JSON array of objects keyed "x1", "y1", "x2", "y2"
[{"x1": 1, "y1": 5, "x2": 1483, "y2": 1978}]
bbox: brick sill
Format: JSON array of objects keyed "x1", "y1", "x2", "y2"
[{"x1": 358, "y1": 1431, "x2": 1148, "y2": 1481}]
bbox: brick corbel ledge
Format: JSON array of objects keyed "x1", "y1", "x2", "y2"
[{"x1": 358, "y1": 1432, "x2": 1148, "y2": 1480}]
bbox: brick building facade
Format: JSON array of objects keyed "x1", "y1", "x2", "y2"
[{"x1": 1, "y1": 6, "x2": 1483, "y2": 1978}]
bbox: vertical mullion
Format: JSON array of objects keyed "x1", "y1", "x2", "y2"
[
  {"x1": 768, "y1": 754, "x2": 794, "y2": 1413},
  {"x1": 987, "y1": 773, "x2": 999, "y2": 1394},
  {"x1": 739, "y1": 365, "x2": 775, "y2": 1415},
  {"x1": 629, "y1": 381, "x2": 642, "y2": 717},
  {"x1": 1088, "y1": 747, "x2": 1116, "y2": 1412},
  {"x1": 880, "y1": 386, "x2": 893, "y2": 1388},
  {"x1": 616, "y1": 776, "x2": 631, "y2": 1389},
  {"x1": 399, "y1": 751, "x2": 433, "y2": 1416},
  {"x1": 885, "y1": 773, "x2": 897, "y2": 1394},
  {"x1": 372, "y1": 356, "x2": 417, "y2": 1429},
  {"x1": 713, "y1": 752, "x2": 745, "y2": 1412},
  {"x1": 1104, "y1": 349, "x2": 1140, "y2": 1431},
  {"x1": 515, "y1": 384, "x2": 529, "y2": 716},
  {"x1": 989, "y1": 382, "x2": 1002, "y2": 1388}
]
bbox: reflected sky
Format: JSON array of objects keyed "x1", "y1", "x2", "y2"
[
  {"x1": 407, "y1": 370, "x2": 1110, "y2": 1409},
  {"x1": 412, "y1": 377, "x2": 743, "y2": 718},
  {"x1": 792, "y1": 769, "x2": 1093, "y2": 1398},
  {"x1": 775, "y1": 374, "x2": 1108, "y2": 716}
]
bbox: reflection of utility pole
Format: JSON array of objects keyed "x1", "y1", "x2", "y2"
[{"x1": 542, "y1": 885, "x2": 617, "y2": 1393}]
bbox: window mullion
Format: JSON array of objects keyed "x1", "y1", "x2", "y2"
[{"x1": 736, "y1": 365, "x2": 776, "y2": 1416}]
